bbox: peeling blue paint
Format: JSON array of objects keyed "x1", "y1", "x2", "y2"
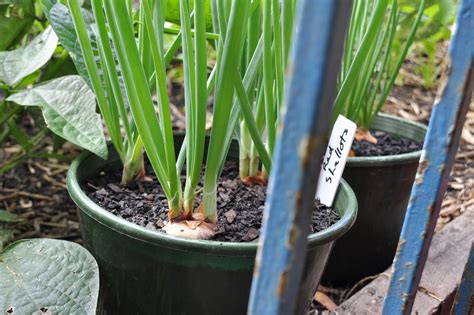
[
  {"x1": 247, "y1": 1, "x2": 353, "y2": 314},
  {"x1": 382, "y1": 0, "x2": 474, "y2": 313}
]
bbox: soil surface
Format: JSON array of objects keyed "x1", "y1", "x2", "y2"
[
  {"x1": 83, "y1": 160, "x2": 340, "y2": 242},
  {"x1": 351, "y1": 130, "x2": 423, "y2": 157}
]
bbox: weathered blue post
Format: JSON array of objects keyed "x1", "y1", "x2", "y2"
[
  {"x1": 382, "y1": 0, "x2": 474, "y2": 313},
  {"x1": 247, "y1": 1, "x2": 352, "y2": 314}
]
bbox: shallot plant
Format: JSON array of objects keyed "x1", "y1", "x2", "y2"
[
  {"x1": 236, "y1": 0, "x2": 297, "y2": 181},
  {"x1": 66, "y1": 0, "x2": 284, "y2": 238},
  {"x1": 332, "y1": 0, "x2": 425, "y2": 141},
  {"x1": 7, "y1": 0, "x2": 297, "y2": 239}
]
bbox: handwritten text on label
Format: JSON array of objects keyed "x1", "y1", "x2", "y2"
[{"x1": 316, "y1": 115, "x2": 356, "y2": 206}]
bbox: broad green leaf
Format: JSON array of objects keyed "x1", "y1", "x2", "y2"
[
  {"x1": 7, "y1": 75, "x2": 108, "y2": 159},
  {"x1": 399, "y1": 0, "x2": 455, "y2": 41},
  {"x1": 41, "y1": 0, "x2": 97, "y2": 86},
  {"x1": 0, "y1": 239, "x2": 99, "y2": 314},
  {"x1": 0, "y1": 0, "x2": 35, "y2": 50},
  {"x1": 0, "y1": 26, "x2": 58, "y2": 86},
  {"x1": 43, "y1": 0, "x2": 125, "y2": 102},
  {"x1": 0, "y1": 210, "x2": 17, "y2": 251},
  {"x1": 0, "y1": 225, "x2": 13, "y2": 251},
  {"x1": 0, "y1": 210, "x2": 20, "y2": 223},
  {"x1": 166, "y1": 0, "x2": 213, "y2": 30}
]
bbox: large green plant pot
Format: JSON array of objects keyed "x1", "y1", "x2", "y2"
[
  {"x1": 322, "y1": 114, "x2": 427, "y2": 285},
  {"x1": 67, "y1": 137, "x2": 357, "y2": 314}
]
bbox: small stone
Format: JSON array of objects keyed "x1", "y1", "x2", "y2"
[
  {"x1": 215, "y1": 226, "x2": 225, "y2": 234},
  {"x1": 108, "y1": 201, "x2": 118, "y2": 209},
  {"x1": 224, "y1": 209, "x2": 237, "y2": 223},
  {"x1": 223, "y1": 179, "x2": 238, "y2": 189},
  {"x1": 107, "y1": 183, "x2": 122, "y2": 193},
  {"x1": 122, "y1": 208, "x2": 133, "y2": 217},
  {"x1": 146, "y1": 222, "x2": 157, "y2": 230},
  {"x1": 95, "y1": 188, "x2": 108, "y2": 196},
  {"x1": 219, "y1": 192, "x2": 230, "y2": 202},
  {"x1": 143, "y1": 194, "x2": 155, "y2": 201},
  {"x1": 242, "y1": 228, "x2": 259, "y2": 242}
]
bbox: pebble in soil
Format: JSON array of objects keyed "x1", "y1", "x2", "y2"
[
  {"x1": 84, "y1": 161, "x2": 340, "y2": 243},
  {"x1": 351, "y1": 130, "x2": 422, "y2": 157}
]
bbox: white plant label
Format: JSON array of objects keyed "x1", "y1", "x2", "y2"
[{"x1": 316, "y1": 115, "x2": 356, "y2": 206}]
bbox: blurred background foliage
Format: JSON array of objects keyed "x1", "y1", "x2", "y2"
[
  {"x1": 0, "y1": 0, "x2": 77, "y2": 174},
  {"x1": 398, "y1": 0, "x2": 457, "y2": 88}
]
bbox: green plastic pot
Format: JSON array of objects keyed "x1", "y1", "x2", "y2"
[
  {"x1": 322, "y1": 113, "x2": 427, "y2": 285},
  {"x1": 67, "y1": 136, "x2": 357, "y2": 314}
]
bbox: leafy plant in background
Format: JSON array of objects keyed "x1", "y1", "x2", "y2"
[
  {"x1": 0, "y1": 239, "x2": 99, "y2": 314},
  {"x1": 0, "y1": 0, "x2": 36, "y2": 51},
  {"x1": 332, "y1": 0, "x2": 425, "y2": 138},
  {"x1": 0, "y1": 7, "x2": 100, "y2": 311},
  {"x1": 399, "y1": 0, "x2": 457, "y2": 89},
  {"x1": 4, "y1": 0, "x2": 116, "y2": 179},
  {"x1": 0, "y1": 0, "x2": 77, "y2": 174},
  {"x1": 0, "y1": 26, "x2": 57, "y2": 173}
]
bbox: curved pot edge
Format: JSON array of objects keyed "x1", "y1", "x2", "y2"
[
  {"x1": 347, "y1": 113, "x2": 427, "y2": 167},
  {"x1": 67, "y1": 150, "x2": 357, "y2": 257}
]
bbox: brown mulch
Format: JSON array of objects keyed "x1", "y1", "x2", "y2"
[
  {"x1": 385, "y1": 41, "x2": 474, "y2": 231},
  {"x1": 383, "y1": 67, "x2": 474, "y2": 231},
  {"x1": 0, "y1": 140, "x2": 81, "y2": 244}
]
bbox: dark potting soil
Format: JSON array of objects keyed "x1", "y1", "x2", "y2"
[
  {"x1": 351, "y1": 130, "x2": 422, "y2": 157},
  {"x1": 83, "y1": 161, "x2": 340, "y2": 242}
]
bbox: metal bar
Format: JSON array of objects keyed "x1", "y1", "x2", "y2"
[
  {"x1": 382, "y1": 0, "x2": 474, "y2": 313},
  {"x1": 452, "y1": 242, "x2": 474, "y2": 315},
  {"x1": 247, "y1": 1, "x2": 352, "y2": 314}
]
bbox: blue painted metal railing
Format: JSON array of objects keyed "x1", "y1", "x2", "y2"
[
  {"x1": 247, "y1": 1, "x2": 352, "y2": 314},
  {"x1": 248, "y1": 0, "x2": 474, "y2": 314},
  {"x1": 382, "y1": 0, "x2": 474, "y2": 313}
]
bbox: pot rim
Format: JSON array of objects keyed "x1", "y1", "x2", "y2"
[
  {"x1": 347, "y1": 113, "x2": 427, "y2": 167},
  {"x1": 67, "y1": 151, "x2": 357, "y2": 256}
]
